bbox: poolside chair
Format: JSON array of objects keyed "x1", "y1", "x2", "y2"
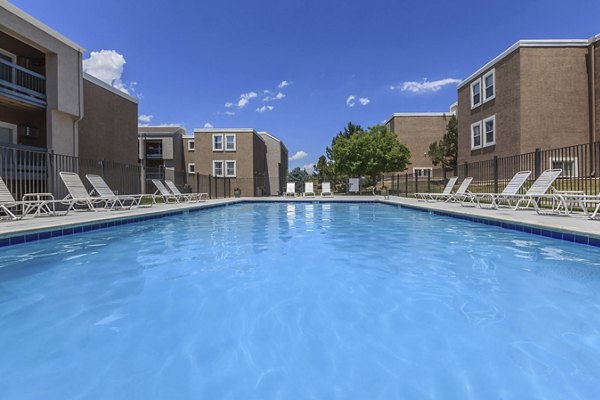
[
  {"x1": 547, "y1": 190, "x2": 600, "y2": 219},
  {"x1": 0, "y1": 176, "x2": 61, "y2": 220},
  {"x1": 152, "y1": 180, "x2": 180, "y2": 203},
  {"x1": 447, "y1": 177, "x2": 473, "y2": 202},
  {"x1": 303, "y1": 182, "x2": 316, "y2": 197},
  {"x1": 86, "y1": 174, "x2": 153, "y2": 208},
  {"x1": 461, "y1": 171, "x2": 532, "y2": 209},
  {"x1": 507, "y1": 169, "x2": 563, "y2": 212},
  {"x1": 165, "y1": 180, "x2": 208, "y2": 202},
  {"x1": 321, "y1": 182, "x2": 333, "y2": 197},
  {"x1": 415, "y1": 176, "x2": 458, "y2": 202},
  {"x1": 283, "y1": 182, "x2": 297, "y2": 197},
  {"x1": 59, "y1": 172, "x2": 120, "y2": 212}
]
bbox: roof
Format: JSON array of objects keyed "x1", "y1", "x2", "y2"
[
  {"x1": 457, "y1": 38, "x2": 595, "y2": 89},
  {"x1": 83, "y1": 73, "x2": 138, "y2": 103},
  {"x1": 384, "y1": 112, "x2": 452, "y2": 127},
  {"x1": 138, "y1": 126, "x2": 186, "y2": 136},
  {"x1": 0, "y1": 0, "x2": 85, "y2": 53},
  {"x1": 193, "y1": 128, "x2": 256, "y2": 133},
  {"x1": 258, "y1": 131, "x2": 288, "y2": 152}
]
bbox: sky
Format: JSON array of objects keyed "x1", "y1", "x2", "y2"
[{"x1": 9, "y1": 0, "x2": 600, "y2": 170}]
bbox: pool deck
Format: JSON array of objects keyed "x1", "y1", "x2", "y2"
[{"x1": 1, "y1": 195, "x2": 598, "y2": 246}]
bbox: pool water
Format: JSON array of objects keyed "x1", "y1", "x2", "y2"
[{"x1": 1, "y1": 202, "x2": 600, "y2": 399}]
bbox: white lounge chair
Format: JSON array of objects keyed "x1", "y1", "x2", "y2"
[
  {"x1": 60, "y1": 172, "x2": 122, "y2": 212},
  {"x1": 461, "y1": 171, "x2": 532, "y2": 208},
  {"x1": 508, "y1": 169, "x2": 563, "y2": 212},
  {"x1": 548, "y1": 190, "x2": 600, "y2": 218},
  {"x1": 415, "y1": 176, "x2": 458, "y2": 201},
  {"x1": 321, "y1": 182, "x2": 333, "y2": 197},
  {"x1": 447, "y1": 177, "x2": 473, "y2": 202},
  {"x1": 1, "y1": 176, "x2": 61, "y2": 220},
  {"x1": 303, "y1": 182, "x2": 315, "y2": 197},
  {"x1": 283, "y1": 182, "x2": 297, "y2": 197},
  {"x1": 165, "y1": 180, "x2": 208, "y2": 202},
  {"x1": 152, "y1": 180, "x2": 180, "y2": 203},
  {"x1": 86, "y1": 174, "x2": 153, "y2": 208}
]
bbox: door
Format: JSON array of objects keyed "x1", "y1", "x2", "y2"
[{"x1": 0, "y1": 121, "x2": 18, "y2": 146}]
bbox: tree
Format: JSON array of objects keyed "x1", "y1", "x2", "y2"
[
  {"x1": 326, "y1": 122, "x2": 363, "y2": 160},
  {"x1": 287, "y1": 167, "x2": 310, "y2": 190},
  {"x1": 314, "y1": 155, "x2": 334, "y2": 182},
  {"x1": 426, "y1": 114, "x2": 457, "y2": 170},
  {"x1": 328, "y1": 124, "x2": 411, "y2": 182}
]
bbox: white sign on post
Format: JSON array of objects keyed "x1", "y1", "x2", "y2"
[{"x1": 348, "y1": 178, "x2": 360, "y2": 193}]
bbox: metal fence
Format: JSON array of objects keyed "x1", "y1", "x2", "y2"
[{"x1": 384, "y1": 141, "x2": 600, "y2": 197}]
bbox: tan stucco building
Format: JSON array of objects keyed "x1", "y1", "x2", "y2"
[
  {"x1": 258, "y1": 131, "x2": 288, "y2": 195},
  {"x1": 138, "y1": 126, "x2": 186, "y2": 188},
  {"x1": 457, "y1": 35, "x2": 600, "y2": 169}
]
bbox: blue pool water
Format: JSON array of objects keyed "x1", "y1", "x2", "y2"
[{"x1": 1, "y1": 202, "x2": 600, "y2": 399}]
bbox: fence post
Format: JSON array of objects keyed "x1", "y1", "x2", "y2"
[
  {"x1": 208, "y1": 174, "x2": 212, "y2": 199},
  {"x1": 404, "y1": 173, "x2": 408, "y2": 197},
  {"x1": 493, "y1": 155, "x2": 499, "y2": 194},
  {"x1": 427, "y1": 169, "x2": 431, "y2": 193},
  {"x1": 46, "y1": 150, "x2": 54, "y2": 196},
  {"x1": 414, "y1": 172, "x2": 418, "y2": 194},
  {"x1": 534, "y1": 148, "x2": 541, "y2": 179},
  {"x1": 464, "y1": 161, "x2": 468, "y2": 178},
  {"x1": 396, "y1": 174, "x2": 399, "y2": 196},
  {"x1": 100, "y1": 158, "x2": 106, "y2": 179}
]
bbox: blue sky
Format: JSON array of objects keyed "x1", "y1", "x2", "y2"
[{"x1": 10, "y1": 0, "x2": 600, "y2": 169}]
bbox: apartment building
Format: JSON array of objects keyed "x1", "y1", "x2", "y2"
[
  {"x1": 384, "y1": 111, "x2": 454, "y2": 177},
  {"x1": 0, "y1": 1, "x2": 138, "y2": 161},
  {"x1": 457, "y1": 34, "x2": 600, "y2": 173},
  {"x1": 138, "y1": 126, "x2": 186, "y2": 185},
  {"x1": 258, "y1": 131, "x2": 288, "y2": 195},
  {"x1": 189, "y1": 128, "x2": 270, "y2": 197}
]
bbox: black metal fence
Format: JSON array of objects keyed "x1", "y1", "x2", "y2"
[{"x1": 384, "y1": 141, "x2": 600, "y2": 197}]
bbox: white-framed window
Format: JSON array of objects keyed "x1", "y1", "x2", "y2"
[
  {"x1": 225, "y1": 134, "x2": 236, "y2": 151},
  {"x1": 413, "y1": 167, "x2": 433, "y2": 178},
  {"x1": 212, "y1": 134, "x2": 223, "y2": 151},
  {"x1": 471, "y1": 121, "x2": 482, "y2": 150},
  {"x1": 225, "y1": 160, "x2": 237, "y2": 177},
  {"x1": 213, "y1": 160, "x2": 224, "y2": 177},
  {"x1": 187, "y1": 163, "x2": 196, "y2": 174},
  {"x1": 0, "y1": 120, "x2": 18, "y2": 145},
  {"x1": 483, "y1": 115, "x2": 496, "y2": 147},
  {"x1": 483, "y1": 69, "x2": 495, "y2": 102},
  {"x1": 187, "y1": 140, "x2": 195, "y2": 151},
  {"x1": 0, "y1": 49, "x2": 17, "y2": 83},
  {"x1": 549, "y1": 157, "x2": 578, "y2": 177},
  {"x1": 470, "y1": 78, "x2": 482, "y2": 108}
]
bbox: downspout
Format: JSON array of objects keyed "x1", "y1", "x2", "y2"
[
  {"x1": 588, "y1": 42, "x2": 596, "y2": 176},
  {"x1": 73, "y1": 51, "x2": 84, "y2": 157}
]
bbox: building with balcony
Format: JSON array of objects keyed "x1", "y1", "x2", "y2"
[{"x1": 138, "y1": 125, "x2": 186, "y2": 186}]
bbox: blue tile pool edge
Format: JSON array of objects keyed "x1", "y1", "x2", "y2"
[
  {"x1": 1, "y1": 198, "x2": 599, "y2": 249},
  {"x1": 386, "y1": 200, "x2": 600, "y2": 248}
]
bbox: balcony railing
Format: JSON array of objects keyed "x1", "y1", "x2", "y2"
[{"x1": 0, "y1": 57, "x2": 47, "y2": 108}]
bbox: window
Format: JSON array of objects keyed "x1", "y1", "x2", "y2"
[
  {"x1": 0, "y1": 121, "x2": 18, "y2": 145},
  {"x1": 471, "y1": 121, "x2": 482, "y2": 150},
  {"x1": 225, "y1": 160, "x2": 236, "y2": 177},
  {"x1": 483, "y1": 69, "x2": 495, "y2": 102},
  {"x1": 225, "y1": 134, "x2": 236, "y2": 151},
  {"x1": 413, "y1": 168, "x2": 433, "y2": 178},
  {"x1": 187, "y1": 163, "x2": 196, "y2": 174},
  {"x1": 212, "y1": 134, "x2": 223, "y2": 151},
  {"x1": 213, "y1": 160, "x2": 224, "y2": 176},
  {"x1": 470, "y1": 79, "x2": 482, "y2": 108},
  {"x1": 483, "y1": 115, "x2": 495, "y2": 147},
  {"x1": 187, "y1": 140, "x2": 195, "y2": 151},
  {"x1": 549, "y1": 157, "x2": 578, "y2": 177}
]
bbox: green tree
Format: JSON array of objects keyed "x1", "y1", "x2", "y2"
[
  {"x1": 325, "y1": 122, "x2": 364, "y2": 160},
  {"x1": 287, "y1": 167, "x2": 310, "y2": 191},
  {"x1": 426, "y1": 114, "x2": 457, "y2": 170},
  {"x1": 329, "y1": 124, "x2": 411, "y2": 182},
  {"x1": 314, "y1": 155, "x2": 334, "y2": 182}
]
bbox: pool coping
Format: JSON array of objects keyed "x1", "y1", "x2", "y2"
[{"x1": 1, "y1": 196, "x2": 599, "y2": 248}]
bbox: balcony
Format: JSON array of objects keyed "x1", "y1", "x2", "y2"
[{"x1": 0, "y1": 57, "x2": 47, "y2": 109}]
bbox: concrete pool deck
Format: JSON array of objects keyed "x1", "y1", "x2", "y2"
[{"x1": 0, "y1": 195, "x2": 598, "y2": 247}]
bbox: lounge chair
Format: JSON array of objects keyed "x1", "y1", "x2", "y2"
[
  {"x1": 1, "y1": 176, "x2": 61, "y2": 220},
  {"x1": 283, "y1": 182, "x2": 297, "y2": 197},
  {"x1": 548, "y1": 190, "x2": 600, "y2": 219},
  {"x1": 461, "y1": 171, "x2": 532, "y2": 208},
  {"x1": 507, "y1": 169, "x2": 563, "y2": 212},
  {"x1": 321, "y1": 182, "x2": 333, "y2": 197},
  {"x1": 165, "y1": 180, "x2": 208, "y2": 202},
  {"x1": 415, "y1": 176, "x2": 458, "y2": 202},
  {"x1": 303, "y1": 182, "x2": 316, "y2": 197},
  {"x1": 447, "y1": 177, "x2": 473, "y2": 202},
  {"x1": 152, "y1": 180, "x2": 180, "y2": 203},
  {"x1": 86, "y1": 174, "x2": 153, "y2": 208},
  {"x1": 59, "y1": 172, "x2": 121, "y2": 212}
]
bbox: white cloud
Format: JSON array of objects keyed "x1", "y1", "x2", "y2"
[
  {"x1": 359, "y1": 97, "x2": 370, "y2": 105},
  {"x1": 289, "y1": 150, "x2": 308, "y2": 161},
  {"x1": 302, "y1": 163, "x2": 315, "y2": 174},
  {"x1": 83, "y1": 50, "x2": 137, "y2": 95},
  {"x1": 263, "y1": 92, "x2": 286, "y2": 102},
  {"x1": 224, "y1": 111, "x2": 236, "y2": 116},
  {"x1": 346, "y1": 95, "x2": 356, "y2": 107},
  {"x1": 224, "y1": 102, "x2": 233, "y2": 108},
  {"x1": 204, "y1": 122, "x2": 214, "y2": 128},
  {"x1": 278, "y1": 80, "x2": 291, "y2": 89},
  {"x1": 138, "y1": 114, "x2": 153, "y2": 123},
  {"x1": 237, "y1": 91, "x2": 258, "y2": 108},
  {"x1": 256, "y1": 105, "x2": 274, "y2": 113},
  {"x1": 391, "y1": 78, "x2": 461, "y2": 94}
]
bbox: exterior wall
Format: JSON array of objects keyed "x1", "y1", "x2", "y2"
[
  {"x1": 182, "y1": 137, "x2": 195, "y2": 174},
  {"x1": 138, "y1": 127, "x2": 186, "y2": 184},
  {"x1": 78, "y1": 77, "x2": 138, "y2": 164},
  {"x1": 595, "y1": 41, "x2": 600, "y2": 141},
  {"x1": 0, "y1": 104, "x2": 46, "y2": 147},
  {"x1": 279, "y1": 144, "x2": 288, "y2": 195},
  {"x1": 519, "y1": 47, "x2": 590, "y2": 153},
  {"x1": 389, "y1": 115, "x2": 449, "y2": 170},
  {"x1": 458, "y1": 50, "x2": 521, "y2": 163},
  {"x1": 259, "y1": 132, "x2": 288, "y2": 195},
  {"x1": 253, "y1": 134, "x2": 269, "y2": 196},
  {"x1": 0, "y1": 3, "x2": 84, "y2": 157}
]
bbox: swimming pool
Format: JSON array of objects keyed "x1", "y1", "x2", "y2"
[{"x1": 0, "y1": 202, "x2": 599, "y2": 399}]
